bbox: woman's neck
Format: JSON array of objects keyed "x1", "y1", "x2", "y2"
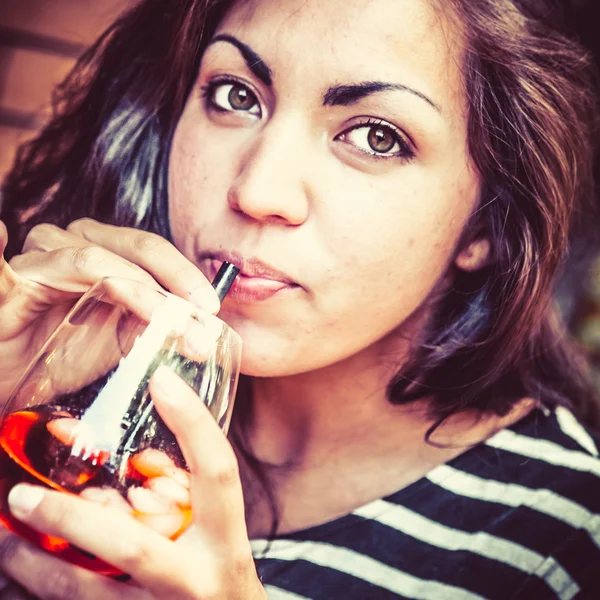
[
  {"x1": 243, "y1": 344, "x2": 431, "y2": 468},
  {"x1": 235, "y1": 346, "x2": 536, "y2": 538}
]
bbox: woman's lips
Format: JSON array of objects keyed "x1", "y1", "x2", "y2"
[{"x1": 204, "y1": 259, "x2": 298, "y2": 303}]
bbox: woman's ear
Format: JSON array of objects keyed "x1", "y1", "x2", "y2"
[{"x1": 454, "y1": 237, "x2": 491, "y2": 272}]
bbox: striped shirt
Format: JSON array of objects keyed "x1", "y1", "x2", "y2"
[{"x1": 252, "y1": 407, "x2": 600, "y2": 599}]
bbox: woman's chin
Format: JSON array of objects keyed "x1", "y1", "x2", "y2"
[
  {"x1": 239, "y1": 353, "x2": 291, "y2": 378},
  {"x1": 222, "y1": 319, "x2": 306, "y2": 378},
  {"x1": 238, "y1": 345, "x2": 322, "y2": 378}
]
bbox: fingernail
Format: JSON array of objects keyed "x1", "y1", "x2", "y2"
[
  {"x1": 189, "y1": 286, "x2": 220, "y2": 314},
  {"x1": 8, "y1": 484, "x2": 45, "y2": 518}
]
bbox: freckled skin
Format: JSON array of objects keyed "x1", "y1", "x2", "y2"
[{"x1": 168, "y1": 0, "x2": 482, "y2": 378}]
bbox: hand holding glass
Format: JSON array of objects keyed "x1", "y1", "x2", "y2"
[{"x1": 0, "y1": 276, "x2": 242, "y2": 576}]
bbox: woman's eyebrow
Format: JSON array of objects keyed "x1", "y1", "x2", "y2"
[
  {"x1": 205, "y1": 37, "x2": 440, "y2": 113},
  {"x1": 323, "y1": 81, "x2": 441, "y2": 113},
  {"x1": 208, "y1": 34, "x2": 273, "y2": 86}
]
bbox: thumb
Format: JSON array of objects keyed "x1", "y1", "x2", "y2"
[{"x1": 149, "y1": 367, "x2": 248, "y2": 547}]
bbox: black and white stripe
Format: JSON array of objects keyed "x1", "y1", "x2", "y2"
[{"x1": 253, "y1": 409, "x2": 600, "y2": 599}]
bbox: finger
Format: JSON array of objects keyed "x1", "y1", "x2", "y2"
[
  {"x1": 180, "y1": 312, "x2": 225, "y2": 363},
  {"x1": 80, "y1": 485, "x2": 191, "y2": 541},
  {"x1": 80, "y1": 488, "x2": 134, "y2": 514},
  {"x1": 0, "y1": 527, "x2": 140, "y2": 600},
  {"x1": 149, "y1": 368, "x2": 248, "y2": 548},
  {"x1": 10, "y1": 242, "x2": 160, "y2": 295},
  {"x1": 67, "y1": 219, "x2": 220, "y2": 313},
  {"x1": 0, "y1": 223, "x2": 56, "y2": 355},
  {"x1": 18, "y1": 224, "x2": 164, "y2": 304},
  {"x1": 6, "y1": 485, "x2": 197, "y2": 593},
  {"x1": 133, "y1": 511, "x2": 189, "y2": 540},
  {"x1": 20, "y1": 223, "x2": 89, "y2": 255},
  {"x1": 143, "y1": 477, "x2": 191, "y2": 508},
  {"x1": 101, "y1": 277, "x2": 179, "y2": 327}
]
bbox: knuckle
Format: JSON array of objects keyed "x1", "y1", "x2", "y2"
[
  {"x1": 172, "y1": 263, "x2": 196, "y2": 283},
  {"x1": 66, "y1": 217, "x2": 96, "y2": 235},
  {"x1": 44, "y1": 568, "x2": 80, "y2": 600},
  {"x1": 116, "y1": 538, "x2": 153, "y2": 573},
  {"x1": 69, "y1": 245, "x2": 103, "y2": 273},
  {"x1": 132, "y1": 231, "x2": 163, "y2": 255},
  {"x1": 228, "y1": 547, "x2": 254, "y2": 578},
  {"x1": 208, "y1": 458, "x2": 240, "y2": 487},
  {"x1": 23, "y1": 223, "x2": 60, "y2": 249}
]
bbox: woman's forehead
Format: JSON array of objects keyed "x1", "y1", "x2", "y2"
[{"x1": 214, "y1": 0, "x2": 468, "y2": 117}]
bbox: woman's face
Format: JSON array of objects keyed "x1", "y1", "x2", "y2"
[{"x1": 169, "y1": 0, "x2": 481, "y2": 377}]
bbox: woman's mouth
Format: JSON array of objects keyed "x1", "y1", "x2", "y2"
[{"x1": 202, "y1": 253, "x2": 300, "y2": 303}]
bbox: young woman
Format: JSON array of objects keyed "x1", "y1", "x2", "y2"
[{"x1": 0, "y1": 0, "x2": 599, "y2": 598}]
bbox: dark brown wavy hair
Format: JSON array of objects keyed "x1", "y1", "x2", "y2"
[{"x1": 1, "y1": 0, "x2": 599, "y2": 431}]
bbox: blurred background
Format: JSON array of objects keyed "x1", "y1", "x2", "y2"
[
  {"x1": 0, "y1": 0, "x2": 599, "y2": 392},
  {"x1": 0, "y1": 0, "x2": 130, "y2": 177}
]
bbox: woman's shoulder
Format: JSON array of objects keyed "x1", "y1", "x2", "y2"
[
  {"x1": 254, "y1": 408, "x2": 600, "y2": 599},
  {"x1": 423, "y1": 406, "x2": 600, "y2": 550},
  {"x1": 418, "y1": 406, "x2": 600, "y2": 597},
  {"x1": 426, "y1": 404, "x2": 599, "y2": 490},
  {"x1": 445, "y1": 405, "x2": 600, "y2": 511},
  {"x1": 499, "y1": 403, "x2": 600, "y2": 459}
]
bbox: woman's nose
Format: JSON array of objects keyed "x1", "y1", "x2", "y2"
[{"x1": 227, "y1": 120, "x2": 311, "y2": 226}]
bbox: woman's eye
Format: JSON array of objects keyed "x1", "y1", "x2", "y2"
[
  {"x1": 205, "y1": 81, "x2": 261, "y2": 116},
  {"x1": 339, "y1": 123, "x2": 413, "y2": 159}
]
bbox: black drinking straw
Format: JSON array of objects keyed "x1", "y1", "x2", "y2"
[{"x1": 211, "y1": 261, "x2": 240, "y2": 302}]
